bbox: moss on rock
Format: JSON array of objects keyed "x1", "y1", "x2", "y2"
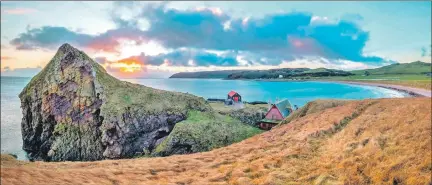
[
  {"x1": 209, "y1": 102, "x2": 268, "y2": 127},
  {"x1": 152, "y1": 110, "x2": 263, "y2": 156}
]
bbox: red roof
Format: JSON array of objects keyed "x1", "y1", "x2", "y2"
[{"x1": 228, "y1": 90, "x2": 238, "y2": 97}]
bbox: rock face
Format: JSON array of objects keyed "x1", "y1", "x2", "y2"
[{"x1": 19, "y1": 44, "x2": 211, "y2": 161}]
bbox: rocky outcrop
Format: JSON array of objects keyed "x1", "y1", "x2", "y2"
[
  {"x1": 209, "y1": 102, "x2": 268, "y2": 127},
  {"x1": 19, "y1": 44, "x2": 211, "y2": 161},
  {"x1": 151, "y1": 111, "x2": 262, "y2": 157},
  {"x1": 223, "y1": 108, "x2": 266, "y2": 127}
]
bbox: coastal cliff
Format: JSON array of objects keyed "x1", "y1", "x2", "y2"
[{"x1": 19, "y1": 44, "x2": 212, "y2": 161}]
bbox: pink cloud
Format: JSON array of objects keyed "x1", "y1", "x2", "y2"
[
  {"x1": 1, "y1": 56, "x2": 14, "y2": 60},
  {"x1": 287, "y1": 36, "x2": 327, "y2": 56},
  {"x1": 3, "y1": 8, "x2": 37, "y2": 15}
]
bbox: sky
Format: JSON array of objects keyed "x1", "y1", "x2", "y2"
[{"x1": 1, "y1": 1, "x2": 431, "y2": 78}]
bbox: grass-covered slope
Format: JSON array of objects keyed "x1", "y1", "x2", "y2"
[
  {"x1": 152, "y1": 110, "x2": 263, "y2": 156},
  {"x1": 169, "y1": 70, "x2": 248, "y2": 79},
  {"x1": 352, "y1": 61, "x2": 431, "y2": 75},
  {"x1": 169, "y1": 67, "x2": 354, "y2": 79},
  {"x1": 227, "y1": 68, "x2": 353, "y2": 79},
  {"x1": 281, "y1": 99, "x2": 349, "y2": 124},
  {"x1": 3, "y1": 98, "x2": 430, "y2": 185},
  {"x1": 209, "y1": 102, "x2": 269, "y2": 127}
]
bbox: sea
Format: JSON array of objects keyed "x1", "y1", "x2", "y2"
[{"x1": 1, "y1": 76, "x2": 408, "y2": 160}]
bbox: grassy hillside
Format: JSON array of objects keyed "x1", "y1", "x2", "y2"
[
  {"x1": 169, "y1": 70, "x2": 248, "y2": 79},
  {"x1": 209, "y1": 102, "x2": 269, "y2": 127},
  {"x1": 352, "y1": 61, "x2": 431, "y2": 75},
  {"x1": 169, "y1": 68, "x2": 354, "y2": 79},
  {"x1": 152, "y1": 111, "x2": 263, "y2": 156},
  {"x1": 333, "y1": 61, "x2": 432, "y2": 90},
  {"x1": 170, "y1": 61, "x2": 432, "y2": 90},
  {"x1": 281, "y1": 99, "x2": 349, "y2": 124},
  {"x1": 227, "y1": 68, "x2": 353, "y2": 79},
  {"x1": 2, "y1": 98, "x2": 430, "y2": 185}
]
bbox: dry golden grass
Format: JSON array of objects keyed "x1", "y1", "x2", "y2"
[{"x1": 2, "y1": 98, "x2": 431, "y2": 185}]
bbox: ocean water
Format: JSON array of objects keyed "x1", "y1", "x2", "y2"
[
  {"x1": 123, "y1": 78, "x2": 408, "y2": 106},
  {"x1": 1, "y1": 76, "x2": 408, "y2": 160}
]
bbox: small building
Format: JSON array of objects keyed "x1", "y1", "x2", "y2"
[
  {"x1": 227, "y1": 90, "x2": 242, "y2": 103},
  {"x1": 259, "y1": 99, "x2": 293, "y2": 130}
]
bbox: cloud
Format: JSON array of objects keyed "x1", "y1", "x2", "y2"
[
  {"x1": 151, "y1": 49, "x2": 240, "y2": 67},
  {"x1": 10, "y1": 26, "x2": 93, "y2": 51},
  {"x1": 97, "y1": 49, "x2": 241, "y2": 70},
  {"x1": 10, "y1": 3, "x2": 388, "y2": 69},
  {"x1": 279, "y1": 57, "x2": 385, "y2": 71},
  {"x1": 137, "y1": 5, "x2": 383, "y2": 63},
  {"x1": 1, "y1": 67, "x2": 42, "y2": 77},
  {"x1": 2, "y1": 8, "x2": 37, "y2": 15},
  {"x1": 1, "y1": 56, "x2": 14, "y2": 61},
  {"x1": 9, "y1": 26, "x2": 147, "y2": 53}
]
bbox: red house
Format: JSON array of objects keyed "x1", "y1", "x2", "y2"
[
  {"x1": 227, "y1": 90, "x2": 242, "y2": 103},
  {"x1": 259, "y1": 99, "x2": 293, "y2": 130}
]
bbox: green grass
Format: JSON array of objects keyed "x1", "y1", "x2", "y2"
[
  {"x1": 315, "y1": 74, "x2": 431, "y2": 90},
  {"x1": 153, "y1": 110, "x2": 263, "y2": 156},
  {"x1": 322, "y1": 74, "x2": 430, "y2": 81},
  {"x1": 209, "y1": 102, "x2": 268, "y2": 113},
  {"x1": 93, "y1": 63, "x2": 212, "y2": 115},
  {"x1": 351, "y1": 61, "x2": 431, "y2": 75},
  {"x1": 209, "y1": 102, "x2": 269, "y2": 127}
]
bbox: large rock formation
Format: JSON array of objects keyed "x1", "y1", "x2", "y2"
[{"x1": 19, "y1": 44, "x2": 211, "y2": 161}]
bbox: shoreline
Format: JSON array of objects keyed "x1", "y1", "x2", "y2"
[
  {"x1": 328, "y1": 80, "x2": 431, "y2": 97},
  {"x1": 234, "y1": 78, "x2": 431, "y2": 98},
  {"x1": 171, "y1": 77, "x2": 431, "y2": 98}
]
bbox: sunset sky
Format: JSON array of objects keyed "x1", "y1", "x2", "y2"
[{"x1": 1, "y1": 1, "x2": 431, "y2": 78}]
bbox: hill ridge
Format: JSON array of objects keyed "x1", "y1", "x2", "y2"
[{"x1": 169, "y1": 61, "x2": 431, "y2": 79}]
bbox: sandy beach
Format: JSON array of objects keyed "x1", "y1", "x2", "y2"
[{"x1": 336, "y1": 81, "x2": 431, "y2": 97}]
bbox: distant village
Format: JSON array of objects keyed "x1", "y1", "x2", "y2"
[{"x1": 208, "y1": 90, "x2": 298, "y2": 130}]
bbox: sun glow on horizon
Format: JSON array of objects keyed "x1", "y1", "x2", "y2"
[{"x1": 102, "y1": 59, "x2": 143, "y2": 73}]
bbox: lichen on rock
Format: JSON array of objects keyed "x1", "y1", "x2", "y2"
[{"x1": 19, "y1": 43, "x2": 211, "y2": 161}]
